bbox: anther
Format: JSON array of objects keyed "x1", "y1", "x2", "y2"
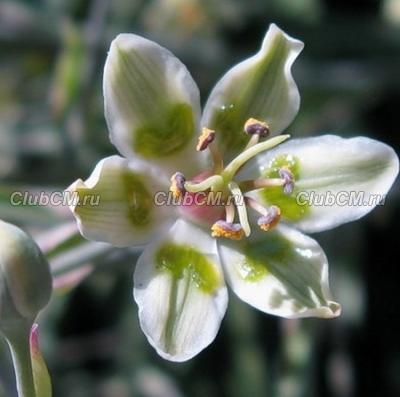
[
  {"x1": 197, "y1": 127, "x2": 216, "y2": 151},
  {"x1": 170, "y1": 172, "x2": 186, "y2": 198},
  {"x1": 244, "y1": 118, "x2": 270, "y2": 138},
  {"x1": 279, "y1": 166, "x2": 295, "y2": 195},
  {"x1": 258, "y1": 206, "x2": 281, "y2": 231},
  {"x1": 197, "y1": 127, "x2": 224, "y2": 173},
  {"x1": 211, "y1": 220, "x2": 244, "y2": 240}
]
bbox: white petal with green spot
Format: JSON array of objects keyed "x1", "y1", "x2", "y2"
[
  {"x1": 65, "y1": 155, "x2": 174, "y2": 247},
  {"x1": 104, "y1": 33, "x2": 205, "y2": 174},
  {"x1": 242, "y1": 135, "x2": 399, "y2": 232},
  {"x1": 218, "y1": 225, "x2": 341, "y2": 318},
  {"x1": 134, "y1": 219, "x2": 228, "y2": 362},
  {"x1": 202, "y1": 24, "x2": 304, "y2": 160}
]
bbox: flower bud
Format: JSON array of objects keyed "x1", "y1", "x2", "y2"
[{"x1": 0, "y1": 221, "x2": 52, "y2": 332}]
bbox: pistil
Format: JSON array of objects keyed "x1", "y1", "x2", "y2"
[
  {"x1": 184, "y1": 175, "x2": 224, "y2": 194},
  {"x1": 222, "y1": 134, "x2": 290, "y2": 182}
]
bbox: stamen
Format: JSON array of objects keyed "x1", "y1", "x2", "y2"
[
  {"x1": 279, "y1": 166, "x2": 295, "y2": 195},
  {"x1": 211, "y1": 220, "x2": 244, "y2": 240},
  {"x1": 197, "y1": 127, "x2": 216, "y2": 151},
  {"x1": 239, "y1": 178, "x2": 285, "y2": 193},
  {"x1": 225, "y1": 201, "x2": 236, "y2": 223},
  {"x1": 244, "y1": 118, "x2": 270, "y2": 137},
  {"x1": 170, "y1": 172, "x2": 186, "y2": 198},
  {"x1": 245, "y1": 196, "x2": 269, "y2": 216},
  {"x1": 257, "y1": 205, "x2": 281, "y2": 231},
  {"x1": 244, "y1": 118, "x2": 270, "y2": 150},
  {"x1": 229, "y1": 182, "x2": 250, "y2": 236},
  {"x1": 197, "y1": 127, "x2": 224, "y2": 173},
  {"x1": 246, "y1": 198, "x2": 282, "y2": 231}
]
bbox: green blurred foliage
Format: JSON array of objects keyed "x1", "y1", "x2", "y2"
[{"x1": 0, "y1": 0, "x2": 400, "y2": 396}]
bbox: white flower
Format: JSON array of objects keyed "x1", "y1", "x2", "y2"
[{"x1": 66, "y1": 25, "x2": 399, "y2": 361}]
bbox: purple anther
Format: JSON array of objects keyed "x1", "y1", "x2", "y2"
[
  {"x1": 244, "y1": 119, "x2": 270, "y2": 137},
  {"x1": 279, "y1": 167, "x2": 295, "y2": 195}
]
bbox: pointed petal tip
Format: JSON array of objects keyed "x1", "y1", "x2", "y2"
[
  {"x1": 286, "y1": 301, "x2": 342, "y2": 319},
  {"x1": 327, "y1": 301, "x2": 342, "y2": 318},
  {"x1": 267, "y1": 23, "x2": 305, "y2": 52}
]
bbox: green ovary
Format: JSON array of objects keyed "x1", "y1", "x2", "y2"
[
  {"x1": 133, "y1": 103, "x2": 195, "y2": 158},
  {"x1": 261, "y1": 154, "x2": 309, "y2": 221},
  {"x1": 156, "y1": 243, "x2": 220, "y2": 294}
]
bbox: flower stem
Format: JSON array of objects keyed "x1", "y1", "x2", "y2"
[{"x1": 3, "y1": 321, "x2": 36, "y2": 397}]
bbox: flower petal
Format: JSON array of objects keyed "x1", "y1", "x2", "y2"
[
  {"x1": 202, "y1": 24, "x2": 303, "y2": 159},
  {"x1": 134, "y1": 219, "x2": 228, "y2": 361},
  {"x1": 218, "y1": 225, "x2": 341, "y2": 318},
  {"x1": 243, "y1": 135, "x2": 399, "y2": 232},
  {"x1": 65, "y1": 155, "x2": 174, "y2": 247},
  {"x1": 104, "y1": 34, "x2": 204, "y2": 173}
]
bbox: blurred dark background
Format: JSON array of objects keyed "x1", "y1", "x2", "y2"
[{"x1": 0, "y1": 0, "x2": 399, "y2": 396}]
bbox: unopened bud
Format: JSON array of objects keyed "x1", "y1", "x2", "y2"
[{"x1": 0, "y1": 221, "x2": 52, "y2": 333}]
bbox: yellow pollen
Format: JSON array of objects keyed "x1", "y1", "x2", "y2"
[
  {"x1": 211, "y1": 221, "x2": 244, "y2": 240},
  {"x1": 170, "y1": 172, "x2": 186, "y2": 198},
  {"x1": 281, "y1": 165, "x2": 295, "y2": 182},
  {"x1": 197, "y1": 127, "x2": 216, "y2": 151},
  {"x1": 244, "y1": 118, "x2": 270, "y2": 137},
  {"x1": 259, "y1": 207, "x2": 281, "y2": 231}
]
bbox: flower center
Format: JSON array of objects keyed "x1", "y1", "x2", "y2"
[{"x1": 169, "y1": 118, "x2": 294, "y2": 240}]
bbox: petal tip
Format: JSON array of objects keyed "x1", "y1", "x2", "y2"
[
  {"x1": 325, "y1": 301, "x2": 342, "y2": 318},
  {"x1": 265, "y1": 23, "x2": 305, "y2": 54}
]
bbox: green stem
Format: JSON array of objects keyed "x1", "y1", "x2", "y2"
[{"x1": 4, "y1": 321, "x2": 36, "y2": 397}]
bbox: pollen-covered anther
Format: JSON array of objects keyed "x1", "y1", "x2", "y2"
[
  {"x1": 197, "y1": 127, "x2": 216, "y2": 151},
  {"x1": 244, "y1": 118, "x2": 270, "y2": 138},
  {"x1": 211, "y1": 220, "x2": 244, "y2": 240},
  {"x1": 258, "y1": 205, "x2": 281, "y2": 231},
  {"x1": 170, "y1": 172, "x2": 186, "y2": 198},
  {"x1": 279, "y1": 166, "x2": 295, "y2": 195}
]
